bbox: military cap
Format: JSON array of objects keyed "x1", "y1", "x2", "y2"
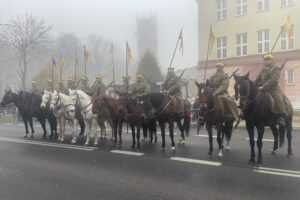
[
  {"x1": 81, "y1": 76, "x2": 88, "y2": 81},
  {"x1": 96, "y1": 75, "x2": 103, "y2": 80},
  {"x1": 58, "y1": 80, "x2": 64, "y2": 84},
  {"x1": 31, "y1": 81, "x2": 37, "y2": 85},
  {"x1": 122, "y1": 75, "x2": 130, "y2": 80},
  {"x1": 67, "y1": 78, "x2": 74, "y2": 82},
  {"x1": 216, "y1": 62, "x2": 225, "y2": 68},
  {"x1": 263, "y1": 54, "x2": 274, "y2": 60},
  {"x1": 47, "y1": 79, "x2": 52, "y2": 83}
]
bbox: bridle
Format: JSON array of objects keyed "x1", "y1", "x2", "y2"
[{"x1": 69, "y1": 91, "x2": 93, "y2": 115}]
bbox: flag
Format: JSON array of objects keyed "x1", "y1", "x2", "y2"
[
  {"x1": 84, "y1": 45, "x2": 89, "y2": 62},
  {"x1": 178, "y1": 29, "x2": 183, "y2": 56},
  {"x1": 208, "y1": 25, "x2": 215, "y2": 56},
  {"x1": 59, "y1": 57, "x2": 65, "y2": 69},
  {"x1": 283, "y1": 15, "x2": 292, "y2": 46},
  {"x1": 126, "y1": 41, "x2": 133, "y2": 64},
  {"x1": 52, "y1": 57, "x2": 58, "y2": 79}
]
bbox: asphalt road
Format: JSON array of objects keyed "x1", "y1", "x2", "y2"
[{"x1": 0, "y1": 121, "x2": 299, "y2": 200}]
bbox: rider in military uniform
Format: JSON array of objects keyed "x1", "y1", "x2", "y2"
[
  {"x1": 67, "y1": 78, "x2": 76, "y2": 90},
  {"x1": 45, "y1": 79, "x2": 53, "y2": 91},
  {"x1": 58, "y1": 80, "x2": 67, "y2": 94},
  {"x1": 77, "y1": 76, "x2": 90, "y2": 94},
  {"x1": 31, "y1": 81, "x2": 42, "y2": 95},
  {"x1": 162, "y1": 68, "x2": 184, "y2": 116},
  {"x1": 255, "y1": 54, "x2": 289, "y2": 125},
  {"x1": 208, "y1": 62, "x2": 239, "y2": 120},
  {"x1": 131, "y1": 74, "x2": 150, "y2": 99},
  {"x1": 90, "y1": 75, "x2": 106, "y2": 96},
  {"x1": 120, "y1": 75, "x2": 132, "y2": 94}
]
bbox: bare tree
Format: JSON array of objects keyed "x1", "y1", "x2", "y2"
[{"x1": 0, "y1": 14, "x2": 51, "y2": 89}]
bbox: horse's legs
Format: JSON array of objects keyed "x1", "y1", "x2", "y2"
[
  {"x1": 93, "y1": 119, "x2": 99, "y2": 146},
  {"x1": 21, "y1": 115, "x2": 29, "y2": 137},
  {"x1": 84, "y1": 120, "x2": 91, "y2": 146},
  {"x1": 137, "y1": 122, "x2": 141, "y2": 150},
  {"x1": 71, "y1": 119, "x2": 78, "y2": 144},
  {"x1": 117, "y1": 120, "x2": 123, "y2": 145},
  {"x1": 159, "y1": 121, "x2": 166, "y2": 149},
  {"x1": 286, "y1": 119, "x2": 293, "y2": 157},
  {"x1": 37, "y1": 116, "x2": 47, "y2": 138},
  {"x1": 246, "y1": 122, "x2": 255, "y2": 164},
  {"x1": 256, "y1": 124, "x2": 265, "y2": 164},
  {"x1": 206, "y1": 123, "x2": 213, "y2": 156},
  {"x1": 168, "y1": 120, "x2": 175, "y2": 151},
  {"x1": 28, "y1": 117, "x2": 36, "y2": 138},
  {"x1": 58, "y1": 119, "x2": 62, "y2": 141},
  {"x1": 78, "y1": 119, "x2": 85, "y2": 135},
  {"x1": 176, "y1": 118, "x2": 185, "y2": 144},
  {"x1": 131, "y1": 123, "x2": 136, "y2": 149},
  {"x1": 153, "y1": 120, "x2": 157, "y2": 143},
  {"x1": 216, "y1": 124, "x2": 224, "y2": 157},
  {"x1": 270, "y1": 124, "x2": 279, "y2": 153}
]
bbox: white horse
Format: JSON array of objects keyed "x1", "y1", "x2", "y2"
[
  {"x1": 69, "y1": 89, "x2": 99, "y2": 146},
  {"x1": 49, "y1": 90, "x2": 78, "y2": 143}
]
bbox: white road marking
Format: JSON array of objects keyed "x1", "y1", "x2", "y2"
[
  {"x1": 124, "y1": 130, "x2": 177, "y2": 135},
  {"x1": 0, "y1": 137, "x2": 97, "y2": 151},
  {"x1": 110, "y1": 150, "x2": 144, "y2": 156},
  {"x1": 194, "y1": 134, "x2": 217, "y2": 138},
  {"x1": 256, "y1": 167, "x2": 300, "y2": 175},
  {"x1": 254, "y1": 170, "x2": 300, "y2": 178},
  {"x1": 245, "y1": 138, "x2": 274, "y2": 142},
  {"x1": 170, "y1": 157, "x2": 222, "y2": 166}
]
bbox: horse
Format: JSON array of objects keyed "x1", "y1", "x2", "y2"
[
  {"x1": 195, "y1": 81, "x2": 234, "y2": 157},
  {"x1": 141, "y1": 93, "x2": 191, "y2": 151},
  {"x1": 117, "y1": 93, "x2": 157, "y2": 150},
  {"x1": 1, "y1": 90, "x2": 57, "y2": 138},
  {"x1": 69, "y1": 89, "x2": 107, "y2": 146},
  {"x1": 41, "y1": 90, "x2": 85, "y2": 143},
  {"x1": 234, "y1": 72, "x2": 293, "y2": 164},
  {"x1": 92, "y1": 93, "x2": 124, "y2": 145}
]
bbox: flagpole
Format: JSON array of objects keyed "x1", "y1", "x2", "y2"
[
  {"x1": 203, "y1": 35, "x2": 211, "y2": 82},
  {"x1": 125, "y1": 41, "x2": 129, "y2": 134},
  {"x1": 84, "y1": 45, "x2": 87, "y2": 78},
  {"x1": 75, "y1": 51, "x2": 77, "y2": 84},
  {"x1": 60, "y1": 56, "x2": 63, "y2": 81},
  {"x1": 111, "y1": 43, "x2": 116, "y2": 96},
  {"x1": 51, "y1": 57, "x2": 54, "y2": 92},
  {"x1": 169, "y1": 28, "x2": 183, "y2": 69},
  {"x1": 271, "y1": 26, "x2": 285, "y2": 53}
]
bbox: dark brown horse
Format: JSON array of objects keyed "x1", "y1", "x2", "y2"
[
  {"x1": 234, "y1": 73, "x2": 293, "y2": 164},
  {"x1": 195, "y1": 81, "x2": 234, "y2": 157},
  {"x1": 141, "y1": 93, "x2": 191, "y2": 151},
  {"x1": 92, "y1": 93, "x2": 124, "y2": 145}
]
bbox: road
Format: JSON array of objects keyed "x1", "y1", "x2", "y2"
[{"x1": 0, "y1": 122, "x2": 299, "y2": 200}]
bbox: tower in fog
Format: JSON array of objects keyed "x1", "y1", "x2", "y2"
[{"x1": 136, "y1": 14, "x2": 158, "y2": 61}]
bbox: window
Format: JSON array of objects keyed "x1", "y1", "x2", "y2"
[
  {"x1": 257, "y1": 0, "x2": 269, "y2": 11},
  {"x1": 217, "y1": 37, "x2": 227, "y2": 59},
  {"x1": 281, "y1": 0, "x2": 293, "y2": 6},
  {"x1": 257, "y1": 29, "x2": 270, "y2": 54},
  {"x1": 236, "y1": 33, "x2": 247, "y2": 56},
  {"x1": 216, "y1": 0, "x2": 227, "y2": 20},
  {"x1": 237, "y1": 0, "x2": 247, "y2": 16},
  {"x1": 286, "y1": 69, "x2": 294, "y2": 84},
  {"x1": 281, "y1": 25, "x2": 294, "y2": 50}
]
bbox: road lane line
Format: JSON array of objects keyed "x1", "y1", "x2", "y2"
[
  {"x1": 256, "y1": 167, "x2": 300, "y2": 175},
  {"x1": 110, "y1": 150, "x2": 144, "y2": 156},
  {"x1": 170, "y1": 157, "x2": 222, "y2": 166},
  {"x1": 254, "y1": 170, "x2": 300, "y2": 178},
  {"x1": 194, "y1": 134, "x2": 217, "y2": 138},
  {"x1": 0, "y1": 137, "x2": 97, "y2": 151},
  {"x1": 245, "y1": 138, "x2": 274, "y2": 142}
]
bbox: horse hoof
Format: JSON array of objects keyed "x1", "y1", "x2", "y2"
[
  {"x1": 179, "y1": 140, "x2": 186, "y2": 145},
  {"x1": 93, "y1": 143, "x2": 98, "y2": 146},
  {"x1": 84, "y1": 142, "x2": 89, "y2": 146},
  {"x1": 270, "y1": 150, "x2": 277, "y2": 155},
  {"x1": 171, "y1": 146, "x2": 175, "y2": 151},
  {"x1": 71, "y1": 140, "x2": 76, "y2": 144},
  {"x1": 256, "y1": 160, "x2": 263, "y2": 165},
  {"x1": 248, "y1": 159, "x2": 255, "y2": 165},
  {"x1": 24, "y1": 134, "x2": 28, "y2": 138},
  {"x1": 225, "y1": 146, "x2": 231, "y2": 151},
  {"x1": 287, "y1": 153, "x2": 294, "y2": 158},
  {"x1": 217, "y1": 152, "x2": 223, "y2": 157}
]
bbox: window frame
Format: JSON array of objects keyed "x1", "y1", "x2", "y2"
[{"x1": 216, "y1": 36, "x2": 227, "y2": 59}]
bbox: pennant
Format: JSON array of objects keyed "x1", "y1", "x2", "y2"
[
  {"x1": 84, "y1": 45, "x2": 89, "y2": 62},
  {"x1": 126, "y1": 41, "x2": 133, "y2": 64},
  {"x1": 283, "y1": 15, "x2": 292, "y2": 46},
  {"x1": 178, "y1": 29, "x2": 183, "y2": 56},
  {"x1": 208, "y1": 25, "x2": 215, "y2": 56}
]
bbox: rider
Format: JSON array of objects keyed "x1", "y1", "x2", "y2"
[
  {"x1": 31, "y1": 81, "x2": 42, "y2": 95},
  {"x1": 255, "y1": 54, "x2": 289, "y2": 125},
  {"x1": 208, "y1": 62, "x2": 239, "y2": 120},
  {"x1": 162, "y1": 67, "x2": 185, "y2": 117},
  {"x1": 58, "y1": 80, "x2": 68, "y2": 94},
  {"x1": 90, "y1": 74, "x2": 106, "y2": 96},
  {"x1": 46, "y1": 79, "x2": 53, "y2": 91},
  {"x1": 131, "y1": 74, "x2": 150, "y2": 99},
  {"x1": 78, "y1": 76, "x2": 91, "y2": 94},
  {"x1": 120, "y1": 75, "x2": 132, "y2": 94}
]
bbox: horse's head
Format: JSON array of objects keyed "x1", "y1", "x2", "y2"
[
  {"x1": 50, "y1": 90, "x2": 59, "y2": 111},
  {"x1": 68, "y1": 89, "x2": 78, "y2": 106},
  {"x1": 1, "y1": 89, "x2": 13, "y2": 107},
  {"x1": 234, "y1": 71, "x2": 250, "y2": 108},
  {"x1": 195, "y1": 80, "x2": 212, "y2": 108},
  {"x1": 41, "y1": 90, "x2": 51, "y2": 109}
]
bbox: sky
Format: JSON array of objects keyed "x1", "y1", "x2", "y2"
[{"x1": 0, "y1": 0, "x2": 198, "y2": 73}]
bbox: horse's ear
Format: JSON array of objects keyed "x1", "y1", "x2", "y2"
[
  {"x1": 205, "y1": 79, "x2": 209, "y2": 86},
  {"x1": 245, "y1": 71, "x2": 250, "y2": 79},
  {"x1": 195, "y1": 81, "x2": 200, "y2": 88}
]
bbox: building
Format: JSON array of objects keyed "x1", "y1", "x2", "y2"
[{"x1": 196, "y1": 0, "x2": 300, "y2": 108}]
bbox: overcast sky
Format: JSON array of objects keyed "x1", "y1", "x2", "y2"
[{"x1": 0, "y1": 0, "x2": 198, "y2": 73}]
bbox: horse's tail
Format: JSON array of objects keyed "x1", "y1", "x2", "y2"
[
  {"x1": 183, "y1": 111, "x2": 192, "y2": 137},
  {"x1": 279, "y1": 125, "x2": 285, "y2": 147}
]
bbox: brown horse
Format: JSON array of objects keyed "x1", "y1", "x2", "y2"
[
  {"x1": 141, "y1": 93, "x2": 191, "y2": 151},
  {"x1": 92, "y1": 93, "x2": 124, "y2": 145},
  {"x1": 195, "y1": 81, "x2": 234, "y2": 157}
]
